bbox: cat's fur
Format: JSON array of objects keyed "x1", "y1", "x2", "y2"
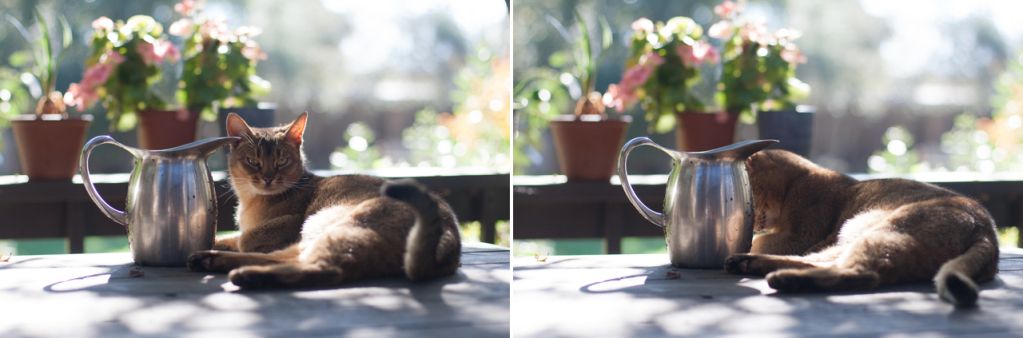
[
  {"x1": 187, "y1": 112, "x2": 461, "y2": 288},
  {"x1": 725, "y1": 149, "x2": 998, "y2": 308}
]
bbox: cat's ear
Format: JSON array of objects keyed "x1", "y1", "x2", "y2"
[
  {"x1": 285, "y1": 112, "x2": 309, "y2": 146},
  {"x1": 226, "y1": 113, "x2": 252, "y2": 137}
]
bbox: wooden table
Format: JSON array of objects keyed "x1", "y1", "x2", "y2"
[
  {"x1": 0, "y1": 242, "x2": 509, "y2": 338},
  {"x1": 514, "y1": 174, "x2": 1023, "y2": 254},
  {"x1": 513, "y1": 247, "x2": 1023, "y2": 337}
]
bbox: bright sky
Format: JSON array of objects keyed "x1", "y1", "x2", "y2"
[
  {"x1": 860, "y1": 0, "x2": 1023, "y2": 78},
  {"x1": 320, "y1": 0, "x2": 508, "y2": 74}
]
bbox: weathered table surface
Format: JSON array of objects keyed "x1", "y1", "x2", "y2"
[
  {"x1": 0, "y1": 242, "x2": 509, "y2": 338},
  {"x1": 513, "y1": 247, "x2": 1023, "y2": 337}
]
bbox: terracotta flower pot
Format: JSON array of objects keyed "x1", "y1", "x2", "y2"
[
  {"x1": 550, "y1": 115, "x2": 632, "y2": 182},
  {"x1": 674, "y1": 111, "x2": 738, "y2": 151},
  {"x1": 10, "y1": 115, "x2": 93, "y2": 181},
  {"x1": 757, "y1": 105, "x2": 815, "y2": 157},
  {"x1": 137, "y1": 109, "x2": 200, "y2": 150}
]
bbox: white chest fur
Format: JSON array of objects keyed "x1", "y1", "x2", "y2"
[
  {"x1": 236, "y1": 197, "x2": 267, "y2": 233},
  {"x1": 837, "y1": 209, "x2": 891, "y2": 245}
]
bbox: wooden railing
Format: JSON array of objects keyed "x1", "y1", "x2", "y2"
[
  {"x1": 513, "y1": 174, "x2": 1023, "y2": 254},
  {"x1": 0, "y1": 171, "x2": 509, "y2": 253}
]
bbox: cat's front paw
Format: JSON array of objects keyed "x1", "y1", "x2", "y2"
[
  {"x1": 187, "y1": 250, "x2": 221, "y2": 272},
  {"x1": 724, "y1": 254, "x2": 760, "y2": 275},
  {"x1": 229, "y1": 266, "x2": 282, "y2": 289},
  {"x1": 212, "y1": 243, "x2": 236, "y2": 251}
]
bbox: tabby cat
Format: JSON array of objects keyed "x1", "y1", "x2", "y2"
[
  {"x1": 187, "y1": 112, "x2": 462, "y2": 288},
  {"x1": 725, "y1": 150, "x2": 998, "y2": 308}
]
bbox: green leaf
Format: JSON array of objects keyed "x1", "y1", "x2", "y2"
[
  {"x1": 599, "y1": 15, "x2": 612, "y2": 50},
  {"x1": 33, "y1": 9, "x2": 55, "y2": 93},
  {"x1": 574, "y1": 8, "x2": 593, "y2": 93}
]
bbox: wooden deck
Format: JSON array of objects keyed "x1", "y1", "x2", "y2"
[
  {"x1": 514, "y1": 174, "x2": 1023, "y2": 254},
  {"x1": 513, "y1": 248, "x2": 1023, "y2": 337},
  {"x1": 0, "y1": 172, "x2": 509, "y2": 251},
  {"x1": 0, "y1": 242, "x2": 509, "y2": 338}
]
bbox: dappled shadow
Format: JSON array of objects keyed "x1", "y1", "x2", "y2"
[
  {"x1": 515, "y1": 254, "x2": 1023, "y2": 337},
  {"x1": 0, "y1": 249, "x2": 509, "y2": 338}
]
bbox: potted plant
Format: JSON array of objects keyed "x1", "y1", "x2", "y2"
[
  {"x1": 516, "y1": 11, "x2": 630, "y2": 181},
  {"x1": 169, "y1": 0, "x2": 274, "y2": 134},
  {"x1": 709, "y1": 0, "x2": 812, "y2": 155},
  {"x1": 5, "y1": 10, "x2": 92, "y2": 181},
  {"x1": 605, "y1": 16, "x2": 723, "y2": 151},
  {"x1": 65, "y1": 15, "x2": 184, "y2": 150}
]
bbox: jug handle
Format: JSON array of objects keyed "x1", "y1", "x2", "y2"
[
  {"x1": 618, "y1": 137, "x2": 679, "y2": 228},
  {"x1": 80, "y1": 135, "x2": 135, "y2": 227}
]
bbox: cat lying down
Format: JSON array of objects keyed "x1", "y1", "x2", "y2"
[
  {"x1": 725, "y1": 150, "x2": 998, "y2": 308},
  {"x1": 187, "y1": 112, "x2": 461, "y2": 288}
]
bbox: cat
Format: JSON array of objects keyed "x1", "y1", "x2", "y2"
[
  {"x1": 724, "y1": 149, "x2": 999, "y2": 308},
  {"x1": 187, "y1": 112, "x2": 462, "y2": 288}
]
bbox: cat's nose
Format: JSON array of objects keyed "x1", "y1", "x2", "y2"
[{"x1": 262, "y1": 177, "x2": 273, "y2": 186}]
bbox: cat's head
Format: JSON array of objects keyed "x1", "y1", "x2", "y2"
[{"x1": 226, "y1": 112, "x2": 309, "y2": 196}]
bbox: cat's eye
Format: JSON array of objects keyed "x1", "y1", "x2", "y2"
[
  {"x1": 245, "y1": 157, "x2": 260, "y2": 168},
  {"x1": 276, "y1": 158, "x2": 289, "y2": 167}
]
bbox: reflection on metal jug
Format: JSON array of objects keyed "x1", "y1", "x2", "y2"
[
  {"x1": 618, "y1": 138, "x2": 776, "y2": 268},
  {"x1": 80, "y1": 135, "x2": 237, "y2": 266}
]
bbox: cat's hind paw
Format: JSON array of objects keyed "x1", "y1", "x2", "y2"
[{"x1": 229, "y1": 266, "x2": 283, "y2": 289}]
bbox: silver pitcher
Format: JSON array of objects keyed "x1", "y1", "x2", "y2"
[
  {"x1": 80, "y1": 135, "x2": 237, "y2": 266},
  {"x1": 618, "y1": 138, "x2": 777, "y2": 268}
]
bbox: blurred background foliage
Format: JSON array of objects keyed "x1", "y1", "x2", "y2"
[
  {"x1": 514, "y1": 0, "x2": 1023, "y2": 176},
  {"x1": 0, "y1": 0, "x2": 510, "y2": 251},
  {"x1": 0, "y1": 0, "x2": 509, "y2": 175}
]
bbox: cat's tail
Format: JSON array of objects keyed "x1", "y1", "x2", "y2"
[
  {"x1": 934, "y1": 234, "x2": 999, "y2": 308},
  {"x1": 381, "y1": 179, "x2": 461, "y2": 282}
]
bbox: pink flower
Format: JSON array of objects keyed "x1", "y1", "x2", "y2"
[
  {"x1": 102, "y1": 50, "x2": 125, "y2": 65},
  {"x1": 677, "y1": 41, "x2": 719, "y2": 66},
  {"x1": 199, "y1": 18, "x2": 228, "y2": 40},
  {"x1": 739, "y1": 21, "x2": 769, "y2": 43},
  {"x1": 66, "y1": 62, "x2": 116, "y2": 109},
  {"x1": 605, "y1": 64, "x2": 655, "y2": 112},
  {"x1": 781, "y1": 47, "x2": 806, "y2": 64},
  {"x1": 641, "y1": 51, "x2": 664, "y2": 66},
  {"x1": 708, "y1": 21, "x2": 734, "y2": 39},
  {"x1": 137, "y1": 40, "x2": 180, "y2": 65},
  {"x1": 241, "y1": 44, "x2": 267, "y2": 61},
  {"x1": 714, "y1": 0, "x2": 737, "y2": 18},
  {"x1": 631, "y1": 18, "x2": 654, "y2": 35},
  {"x1": 622, "y1": 64, "x2": 652, "y2": 89},
  {"x1": 64, "y1": 83, "x2": 98, "y2": 109},
  {"x1": 92, "y1": 17, "x2": 114, "y2": 32},
  {"x1": 175, "y1": 0, "x2": 197, "y2": 16},
  {"x1": 603, "y1": 84, "x2": 634, "y2": 112},
  {"x1": 136, "y1": 42, "x2": 159, "y2": 65},
  {"x1": 161, "y1": 42, "x2": 181, "y2": 63},
  {"x1": 169, "y1": 18, "x2": 194, "y2": 36},
  {"x1": 82, "y1": 64, "x2": 113, "y2": 88},
  {"x1": 700, "y1": 43, "x2": 720, "y2": 64}
]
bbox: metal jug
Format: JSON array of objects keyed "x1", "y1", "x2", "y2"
[
  {"x1": 618, "y1": 138, "x2": 777, "y2": 268},
  {"x1": 80, "y1": 135, "x2": 238, "y2": 266}
]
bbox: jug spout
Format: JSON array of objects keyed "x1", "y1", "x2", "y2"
[
  {"x1": 687, "y1": 139, "x2": 778, "y2": 161},
  {"x1": 153, "y1": 136, "x2": 240, "y2": 159}
]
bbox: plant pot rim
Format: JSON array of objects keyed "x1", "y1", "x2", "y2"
[
  {"x1": 758, "y1": 105, "x2": 816, "y2": 114},
  {"x1": 139, "y1": 108, "x2": 198, "y2": 113},
  {"x1": 220, "y1": 102, "x2": 277, "y2": 110},
  {"x1": 551, "y1": 114, "x2": 633, "y2": 123},
  {"x1": 10, "y1": 114, "x2": 94, "y2": 122},
  {"x1": 675, "y1": 110, "x2": 736, "y2": 115}
]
